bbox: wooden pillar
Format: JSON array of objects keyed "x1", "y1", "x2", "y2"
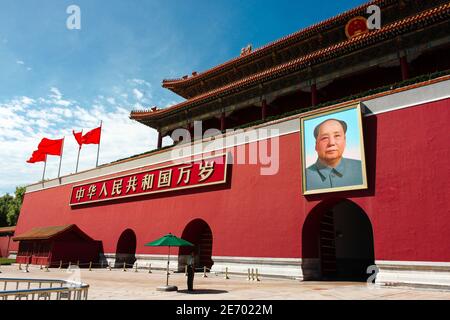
[
  {"x1": 311, "y1": 83, "x2": 318, "y2": 106},
  {"x1": 261, "y1": 99, "x2": 267, "y2": 121},
  {"x1": 157, "y1": 130, "x2": 163, "y2": 149},
  {"x1": 220, "y1": 112, "x2": 226, "y2": 132},
  {"x1": 400, "y1": 55, "x2": 409, "y2": 80}
]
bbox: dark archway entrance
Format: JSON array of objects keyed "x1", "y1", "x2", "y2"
[
  {"x1": 178, "y1": 219, "x2": 213, "y2": 272},
  {"x1": 302, "y1": 199, "x2": 375, "y2": 281},
  {"x1": 115, "y1": 229, "x2": 137, "y2": 268}
]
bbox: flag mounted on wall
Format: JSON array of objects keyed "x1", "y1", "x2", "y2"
[
  {"x1": 73, "y1": 126, "x2": 102, "y2": 147},
  {"x1": 37, "y1": 138, "x2": 64, "y2": 156},
  {"x1": 73, "y1": 121, "x2": 103, "y2": 173},
  {"x1": 73, "y1": 130, "x2": 83, "y2": 147},
  {"x1": 26, "y1": 150, "x2": 46, "y2": 163},
  {"x1": 27, "y1": 136, "x2": 65, "y2": 181},
  {"x1": 82, "y1": 126, "x2": 101, "y2": 145}
]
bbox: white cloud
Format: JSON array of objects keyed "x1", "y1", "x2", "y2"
[
  {"x1": 55, "y1": 99, "x2": 71, "y2": 107},
  {"x1": 0, "y1": 86, "x2": 167, "y2": 195},
  {"x1": 51, "y1": 107, "x2": 72, "y2": 118},
  {"x1": 21, "y1": 97, "x2": 35, "y2": 105},
  {"x1": 128, "y1": 78, "x2": 151, "y2": 87},
  {"x1": 50, "y1": 87, "x2": 62, "y2": 99},
  {"x1": 16, "y1": 60, "x2": 25, "y2": 65},
  {"x1": 133, "y1": 88, "x2": 144, "y2": 100},
  {"x1": 48, "y1": 87, "x2": 71, "y2": 107}
]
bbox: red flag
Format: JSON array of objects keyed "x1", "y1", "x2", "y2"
[
  {"x1": 73, "y1": 130, "x2": 83, "y2": 147},
  {"x1": 82, "y1": 126, "x2": 101, "y2": 145},
  {"x1": 26, "y1": 150, "x2": 46, "y2": 163},
  {"x1": 38, "y1": 137, "x2": 64, "y2": 156}
]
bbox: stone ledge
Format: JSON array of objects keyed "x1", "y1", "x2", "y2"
[{"x1": 375, "y1": 260, "x2": 450, "y2": 290}]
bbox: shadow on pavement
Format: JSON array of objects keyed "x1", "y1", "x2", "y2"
[{"x1": 178, "y1": 289, "x2": 228, "y2": 295}]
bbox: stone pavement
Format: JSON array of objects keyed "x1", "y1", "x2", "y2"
[{"x1": 1, "y1": 264, "x2": 450, "y2": 300}]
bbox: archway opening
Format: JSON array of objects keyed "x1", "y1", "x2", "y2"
[
  {"x1": 114, "y1": 229, "x2": 137, "y2": 268},
  {"x1": 178, "y1": 219, "x2": 213, "y2": 272},
  {"x1": 302, "y1": 199, "x2": 374, "y2": 281}
]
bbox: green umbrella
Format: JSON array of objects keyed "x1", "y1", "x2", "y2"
[{"x1": 145, "y1": 233, "x2": 194, "y2": 289}]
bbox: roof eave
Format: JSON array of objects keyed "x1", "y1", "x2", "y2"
[
  {"x1": 130, "y1": 3, "x2": 450, "y2": 122},
  {"x1": 159, "y1": 0, "x2": 385, "y2": 87}
]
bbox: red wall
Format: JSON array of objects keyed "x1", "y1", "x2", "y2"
[
  {"x1": 12, "y1": 98, "x2": 450, "y2": 262},
  {"x1": 0, "y1": 236, "x2": 12, "y2": 257}
]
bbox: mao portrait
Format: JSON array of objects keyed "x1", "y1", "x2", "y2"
[{"x1": 300, "y1": 103, "x2": 368, "y2": 195}]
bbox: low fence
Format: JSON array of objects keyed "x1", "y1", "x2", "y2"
[
  {"x1": 0, "y1": 278, "x2": 89, "y2": 300},
  {"x1": 7, "y1": 260, "x2": 264, "y2": 279}
]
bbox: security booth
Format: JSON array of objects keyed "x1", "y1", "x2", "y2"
[{"x1": 13, "y1": 224, "x2": 102, "y2": 267}]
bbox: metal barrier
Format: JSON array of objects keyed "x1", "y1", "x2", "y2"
[
  {"x1": 11, "y1": 261, "x2": 266, "y2": 281},
  {"x1": 0, "y1": 278, "x2": 89, "y2": 300}
]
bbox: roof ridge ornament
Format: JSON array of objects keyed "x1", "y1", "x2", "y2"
[{"x1": 240, "y1": 44, "x2": 252, "y2": 56}]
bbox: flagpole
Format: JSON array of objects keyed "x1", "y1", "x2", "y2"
[
  {"x1": 42, "y1": 154, "x2": 47, "y2": 183},
  {"x1": 58, "y1": 137, "x2": 65, "y2": 179},
  {"x1": 75, "y1": 146, "x2": 81, "y2": 173},
  {"x1": 96, "y1": 120, "x2": 102, "y2": 167},
  {"x1": 75, "y1": 130, "x2": 82, "y2": 173},
  {"x1": 167, "y1": 246, "x2": 170, "y2": 286}
]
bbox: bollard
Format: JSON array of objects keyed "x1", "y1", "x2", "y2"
[
  {"x1": 184, "y1": 265, "x2": 188, "y2": 276},
  {"x1": 224, "y1": 267, "x2": 230, "y2": 280},
  {"x1": 247, "y1": 268, "x2": 251, "y2": 281},
  {"x1": 203, "y1": 266, "x2": 208, "y2": 278},
  {"x1": 18, "y1": 263, "x2": 22, "y2": 271},
  {"x1": 123, "y1": 262, "x2": 127, "y2": 272},
  {"x1": 45, "y1": 265, "x2": 49, "y2": 272},
  {"x1": 135, "y1": 263, "x2": 138, "y2": 273},
  {"x1": 59, "y1": 260, "x2": 62, "y2": 269},
  {"x1": 148, "y1": 263, "x2": 152, "y2": 273},
  {"x1": 255, "y1": 268, "x2": 260, "y2": 282},
  {"x1": 89, "y1": 262, "x2": 92, "y2": 271},
  {"x1": 251, "y1": 268, "x2": 255, "y2": 281}
]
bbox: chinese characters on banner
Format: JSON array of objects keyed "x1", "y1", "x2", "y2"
[{"x1": 70, "y1": 154, "x2": 228, "y2": 206}]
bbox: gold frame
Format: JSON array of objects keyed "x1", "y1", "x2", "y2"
[
  {"x1": 300, "y1": 102, "x2": 368, "y2": 195},
  {"x1": 69, "y1": 153, "x2": 229, "y2": 207}
]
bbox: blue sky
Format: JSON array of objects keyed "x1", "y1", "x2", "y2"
[{"x1": 0, "y1": 0, "x2": 367, "y2": 195}]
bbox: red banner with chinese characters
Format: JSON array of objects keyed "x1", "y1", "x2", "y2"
[{"x1": 70, "y1": 153, "x2": 228, "y2": 206}]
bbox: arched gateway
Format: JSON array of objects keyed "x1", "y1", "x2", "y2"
[
  {"x1": 178, "y1": 219, "x2": 213, "y2": 272},
  {"x1": 114, "y1": 229, "x2": 137, "y2": 268},
  {"x1": 302, "y1": 199, "x2": 375, "y2": 281}
]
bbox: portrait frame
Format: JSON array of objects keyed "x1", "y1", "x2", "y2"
[{"x1": 300, "y1": 102, "x2": 368, "y2": 195}]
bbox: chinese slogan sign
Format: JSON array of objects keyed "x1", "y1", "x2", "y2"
[{"x1": 70, "y1": 154, "x2": 228, "y2": 206}]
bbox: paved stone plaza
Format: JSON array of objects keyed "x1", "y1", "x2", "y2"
[{"x1": 1, "y1": 264, "x2": 450, "y2": 300}]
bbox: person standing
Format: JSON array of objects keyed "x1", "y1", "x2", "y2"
[{"x1": 187, "y1": 252, "x2": 195, "y2": 291}]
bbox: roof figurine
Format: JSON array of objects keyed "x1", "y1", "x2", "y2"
[{"x1": 240, "y1": 44, "x2": 252, "y2": 56}]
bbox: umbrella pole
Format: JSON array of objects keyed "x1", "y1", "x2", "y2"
[{"x1": 166, "y1": 246, "x2": 170, "y2": 286}]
